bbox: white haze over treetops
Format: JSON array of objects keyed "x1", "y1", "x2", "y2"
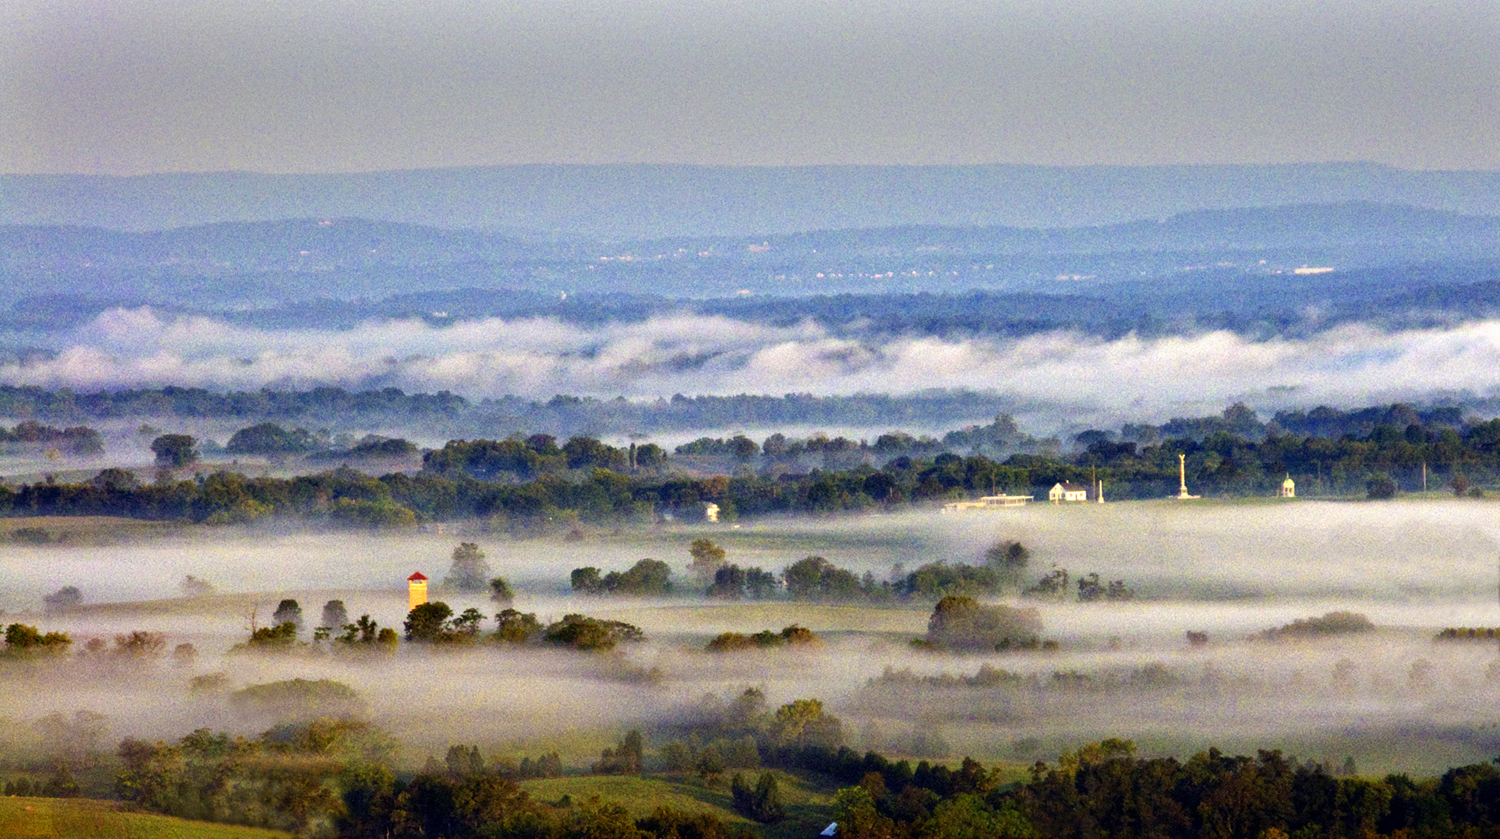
[{"x1": 9, "y1": 307, "x2": 1500, "y2": 427}]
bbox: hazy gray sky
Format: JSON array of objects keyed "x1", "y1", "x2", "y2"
[{"x1": 5, "y1": 0, "x2": 1498, "y2": 175}]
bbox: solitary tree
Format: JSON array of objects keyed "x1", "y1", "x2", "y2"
[
  {"x1": 180, "y1": 575, "x2": 215, "y2": 596},
  {"x1": 272, "y1": 599, "x2": 304, "y2": 629},
  {"x1": 752, "y1": 772, "x2": 786, "y2": 823},
  {"x1": 687, "y1": 538, "x2": 727, "y2": 584},
  {"x1": 43, "y1": 586, "x2": 82, "y2": 612},
  {"x1": 321, "y1": 600, "x2": 349, "y2": 629},
  {"x1": 150, "y1": 434, "x2": 199, "y2": 468},
  {"x1": 489, "y1": 576, "x2": 513, "y2": 605},
  {"x1": 444, "y1": 543, "x2": 491, "y2": 592},
  {"x1": 984, "y1": 540, "x2": 1031, "y2": 587}
]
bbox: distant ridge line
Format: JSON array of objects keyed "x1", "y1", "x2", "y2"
[{"x1": 4, "y1": 162, "x2": 1500, "y2": 240}]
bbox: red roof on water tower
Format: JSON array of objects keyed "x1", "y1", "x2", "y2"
[{"x1": 408, "y1": 572, "x2": 427, "y2": 581}]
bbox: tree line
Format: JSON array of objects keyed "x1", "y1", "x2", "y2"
[{"x1": 9, "y1": 400, "x2": 1500, "y2": 533}]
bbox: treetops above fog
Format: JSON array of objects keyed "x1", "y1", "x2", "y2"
[{"x1": 10, "y1": 400, "x2": 1500, "y2": 537}]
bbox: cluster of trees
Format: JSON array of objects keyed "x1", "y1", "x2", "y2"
[
  {"x1": 423, "y1": 743, "x2": 564, "y2": 781},
  {"x1": 308, "y1": 436, "x2": 420, "y2": 461},
  {"x1": 565, "y1": 539, "x2": 1038, "y2": 606},
  {"x1": 231, "y1": 599, "x2": 401, "y2": 655},
  {"x1": 0, "y1": 420, "x2": 103, "y2": 456},
  {"x1": 658, "y1": 689, "x2": 847, "y2": 773},
  {"x1": 570, "y1": 559, "x2": 674, "y2": 596},
  {"x1": 115, "y1": 718, "x2": 395, "y2": 834},
  {"x1": 1252, "y1": 611, "x2": 1376, "y2": 641},
  {"x1": 1, "y1": 623, "x2": 72, "y2": 658},
  {"x1": 592, "y1": 730, "x2": 643, "y2": 775},
  {"x1": 221, "y1": 423, "x2": 421, "y2": 461},
  {"x1": 921, "y1": 595, "x2": 1046, "y2": 652},
  {"x1": 1007, "y1": 740, "x2": 1500, "y2": 839},
  {"x1": 679, "y1": 413, "x2": 1055, "y2": 467},
  {"x1": 339, "y1": 771, "x2": 751, "y2": 839},
  {"x1": 399, "y1": 602, "x2": 646, "y2": 652},
  {"x1": 730, "y1": 771, "x2": 786, "y2": 823},
  {"x1": 707, "y1": 564, "x2": 780, "y2": 599},
  {"x1": 226, "y1": 422, "x2": 322, "y2": 455},
  {"x1": 423, "y1": 435, "x2": 667, "y2": 480},
  {"x1": 2, "y1": 767, "x2": 80, "y2": 798},
  {"x1": 704, "y1": 625, "x2": 819, "y2": 653},
  {"x1": 1022, "y1": 568, "x2": 1136, "y2": 602},
  {"x1": 235, "y1": 600, "x2": 651, "y2": 660},
  {"x1": 867, "y1": 663, "x2": 1026, "y2": 689},
  {"x1": 1435, "y1": 626, "x2": 1500, "y2": 641}
]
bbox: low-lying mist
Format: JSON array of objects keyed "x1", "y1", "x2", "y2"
[
  {"x1": 3, "y1": 501, "x2": 1499, "y2": 776},
  {"x1": 8, "y1": 307, "x2": 1500, "y2": 429}
]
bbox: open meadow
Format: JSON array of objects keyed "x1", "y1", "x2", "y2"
[{"x1": 0, "y1": 796, "x2": 291, "y2": 839}]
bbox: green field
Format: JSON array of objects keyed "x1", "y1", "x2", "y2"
[
  {"x1": 0, "y1": 797, "x2": 291, "y2": 839},
  {"x1": 519, "y1": 771, "x2": 839, "y2": 839}
]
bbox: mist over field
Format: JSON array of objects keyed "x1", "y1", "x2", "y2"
[
  {"x1": 4, "y1": 503, "x2": 1499, "y2": 776},
  {"x1": 8, "y1": 307, "x2": 1500, "y2": 429}
]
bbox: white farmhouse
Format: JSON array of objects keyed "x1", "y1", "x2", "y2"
[{"x1": 1048, "y1": 482, "x2": 1089, "y2": 503}]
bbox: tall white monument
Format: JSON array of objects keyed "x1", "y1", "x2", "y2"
[{"x1": 1175, "y1": 453, "x2": 1200, "y2": 499}]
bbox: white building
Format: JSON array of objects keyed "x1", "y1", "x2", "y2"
[
  {"x1": 1048, "y1": 482, "x2": 1089, "y2": 503},
  {"x1": 943, "y1": 494, "x2": 1034, "y2": 512}
]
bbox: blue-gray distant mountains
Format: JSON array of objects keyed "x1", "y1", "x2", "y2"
[
  {"x1": 5, "y1": 162, "x2": 1500, "y2": 239},
  {"x1": 4, "y1": 202, "x2": 1500, "y2": 325}
]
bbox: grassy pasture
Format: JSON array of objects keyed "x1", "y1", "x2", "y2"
[
  {"x1": 520, "y1": 770, "x2": 839, "y2": 839},
  {"x1": 0, "y1": 797, "x2": 291, "y2": 839}
]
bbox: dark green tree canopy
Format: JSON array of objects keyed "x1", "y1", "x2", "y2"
[
  {"x1": 225, "y1": 423, "x2": 319, "y2": 455},
  {"x1": 404, "y1": 602, "x2": 454, "y2": 642},
  {"x1": 926, "y1": 595, "x2": 1043, "y2": 651},
  {"x1": 150, "y1": 434, "x2": 199, "y2": 467}
]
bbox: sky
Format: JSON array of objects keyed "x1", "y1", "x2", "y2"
[{"x1": 5, "y1": 0, "x2": 1499, "y2": 176}]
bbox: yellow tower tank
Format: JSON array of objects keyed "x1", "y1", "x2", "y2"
[{"x1": 407, "y1": 572, "x2": 428, "y2": 611}]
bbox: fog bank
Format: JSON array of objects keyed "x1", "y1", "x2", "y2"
[{"x1": 6, "y1": 308, "x2": 1500, "y2": 429}]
